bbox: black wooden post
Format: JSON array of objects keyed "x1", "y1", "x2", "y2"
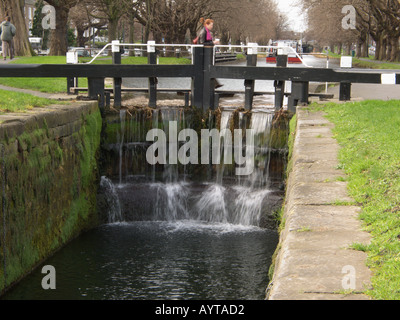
[
  {"x1": 288, "y1": 81, "x2": 309, "y2": 113},
  {"x1": 339, "y1": 81, "x2": 351, "y2": 101},
  {"x1": 191, "y1": 46, "x2": 205, "y2": 110},
  {"x1": 244, "y1": 51, "x2": 257, "y2": 110},
  {"x1": 203, "y1": 46, "x2": 215, "y2": 111},
  {"x1": 67, "y1": 76, "x2": 75, "y2": 94},
  {"x1": 88, "y1": 77, "x2": 105, "y2": 100},
  {"x1": 148, "y1": 51, "x2": 158, "y2": 108},
  {"x1": 112, "y1": 42, "x2": 122, "y2": 108},
  {"x1": 274, "y1": 54, "x2": 287, "y2": 111}
]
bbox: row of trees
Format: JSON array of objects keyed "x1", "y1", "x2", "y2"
[
  {"x1": 0, "y1": 0, "x2": 288, "y2": 56},
  {"x1": 302, "y1": 0, "x2": 400, "y2": 62}
]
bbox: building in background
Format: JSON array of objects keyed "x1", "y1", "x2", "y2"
[{"x1": 24, "y1": 0, "x2": 37, "y2": 35}]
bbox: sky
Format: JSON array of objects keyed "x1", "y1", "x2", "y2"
[{"x1": 276, "y1": 0, "x2": 307, "y2": 33}]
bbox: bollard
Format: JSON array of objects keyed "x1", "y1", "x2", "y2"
[
  {"x1": 148, "y1": 41, "x2": 157, "y2": 108},
  {"x1": 339, "y1": 81, "x2": 352, "y2": 101},
  {"x1": 244, "y1": 43, "x2": 258, "y2": 110},
  {"x1": 112, "y1": 40, "x2": 122, "y2": 108},
  {"x1": 274, "y1": 54, "x2": 287, "y2": 111},
  {"x1": 88, "y1": 77, "x2": 105, "y2": 100},
  {"x1": 288, "y1": 81, "x2": 309, "y2": 113}
]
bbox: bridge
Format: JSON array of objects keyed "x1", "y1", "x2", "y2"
[{"x1": 0, "y1": 41, "x2": 399, "y2": 113}]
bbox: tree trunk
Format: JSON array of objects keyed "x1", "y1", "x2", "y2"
[
  {"x1": 0, "y1": 0, "x2": 33, "y2": 56},
  {"x1": 390, "y1": 36, "x2": 399, "y2": 62},
  {"x1": 108, "y1": 18, "x2": 119, "y2": 42},
  {"x1": 345, "y1": 42, "x2": 352, "y2": 56},
  {"x1": 49, "y1": 6, "x2": 69, "y2": 55},
  {"x1": 128, "y1": 21, "x2": 135, "y2": 56},
  {"x1": 379, "y1": 36, "x2": 387, "y2": 61},
  {"x1": 76, "y1": 27, "x2": 85, "y2": 47},
  {"x1": 356, "y1": 41, "x2": 362, "y2": 58},
  {"x1": 337, "y1": 43, "x2": 342, "y2": 55},
  {"x1": 374, "y1": 35, "x2": 381, "y2": 60}
]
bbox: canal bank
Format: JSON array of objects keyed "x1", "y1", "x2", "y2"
[
  {"x1": 267, "y1": 106, "x2": 372, "y2": 300},
  {"x1": 0, "y1": 101, "x2": 102, "y2": 295}
]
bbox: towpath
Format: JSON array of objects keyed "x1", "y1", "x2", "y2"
[{"x1": 267, "y1": 106, "x2": 372, "y2": 300}]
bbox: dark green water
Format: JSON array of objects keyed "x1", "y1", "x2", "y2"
[{"x1": 2, "y1": 220, "x2": 277, "y2": 300}]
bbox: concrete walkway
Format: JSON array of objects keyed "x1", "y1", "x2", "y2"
[
  {"x1": 267, "y1": 107, "x2": 372, "y2": 300},
  {"x1": 326, "y1": 83, "x2": 400, "y2": 101}
]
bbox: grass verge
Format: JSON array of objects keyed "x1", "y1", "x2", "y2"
[
  {"x1": 311, "y1": 100, "x2": 400, "y2": 300},
  {"x1": 0, "y1": 89, "x2": 59, "y2": 113},
  {"x1": 326, "y1": 50, "x2": 400, "y2": 69}
]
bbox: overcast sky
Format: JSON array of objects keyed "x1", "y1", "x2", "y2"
[{"x1": 276, "y1": 0, "x2": 307, "y2": 32}]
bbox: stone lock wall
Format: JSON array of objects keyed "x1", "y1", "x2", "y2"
[{"x1": 0, "y1": 102, "x2": 103, "y2": 295}]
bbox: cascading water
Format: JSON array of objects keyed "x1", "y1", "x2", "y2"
[
  {"x1": 101, "y1": 106, "x2": 281, "y2": 228},
  {"x1": 100, "y1": 176, "x2": 123, "y2": 223}
]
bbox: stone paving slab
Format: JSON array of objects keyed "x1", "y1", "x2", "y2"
[{"x1": 267, "y1": 107, "x2": 372, "y2": 300}]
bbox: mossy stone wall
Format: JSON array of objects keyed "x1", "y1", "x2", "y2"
[{"x1": 0, "y1": 102, "x2": 102, "y2": 295}]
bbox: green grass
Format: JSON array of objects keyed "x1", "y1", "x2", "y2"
[
  {"x1": 0, "y1": 56, "x2": 85, "y2": 93},
  {"x1": 0, "y1": 89, "x2": 58, "y2": 113},
  {"x1": 311, "y1": 100, "x2": 400, "y2": 300},
  {"x1": 326, "y1": 50, "x2": 400, "y2": 69}
]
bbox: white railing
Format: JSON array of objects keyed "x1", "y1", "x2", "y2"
[
  {"x1": 83, "y1": 41, "x2": 204, "y2": 65},
  {"x1": 213, "y1": 44, "x2": 311, "y2": 67},
  {"x1": 70, "y1": 40, "x2": 313, "y2": 67}
]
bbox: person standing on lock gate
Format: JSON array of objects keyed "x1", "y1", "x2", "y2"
[
  {"x1": 197, "y1": 18, "x2": 222, "y2": 89},
  {"x1": 0, "y1": 16, "x2": 16, "y2": 61}
]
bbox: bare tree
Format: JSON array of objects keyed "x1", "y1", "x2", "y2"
[
  {"x1": 302, "y1": 0, "x2": 358, "y2": 54},
  {"x1": 45, "y1": 0, "x2": 79, "y2": 55},
  {"x1": 132, "y1": 0, "x2": 214, "y2": 44},
  {"x1": 366, "y1": 0, "x2": 400, "y2": 61},
  {"x1": 69, "y1": 1, "x2": 107, "y2": 47},
  {"x1": 90, "y1": 0, "x2": 128, "y2": 42},
  {"x1": 303, "y1": 0, "x2": 400, "y2": 61}
]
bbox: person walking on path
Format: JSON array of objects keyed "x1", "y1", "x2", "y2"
[
  {"x1": 0, "y1": 16, "x2": 16, "y2": 61},
  {"x1": 197, "y1": 18, "x2": 220, "y2": 46}
]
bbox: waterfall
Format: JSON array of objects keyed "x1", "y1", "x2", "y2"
[
  {"x1": 151, "y1": 181, "x2": 189, "y2": 221},
  {"x1": 246, "y1": 111, "x2": 274, "y2": 189},
  {"x1": 100, "y1": 106, "x2": 280, "y2": 227},
  {"x1": 100, "y1": 176, "x2": 123, "y2": 223},
  {"x1": 195, "y1": 184, "x2": 228, "y2": 223}
]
